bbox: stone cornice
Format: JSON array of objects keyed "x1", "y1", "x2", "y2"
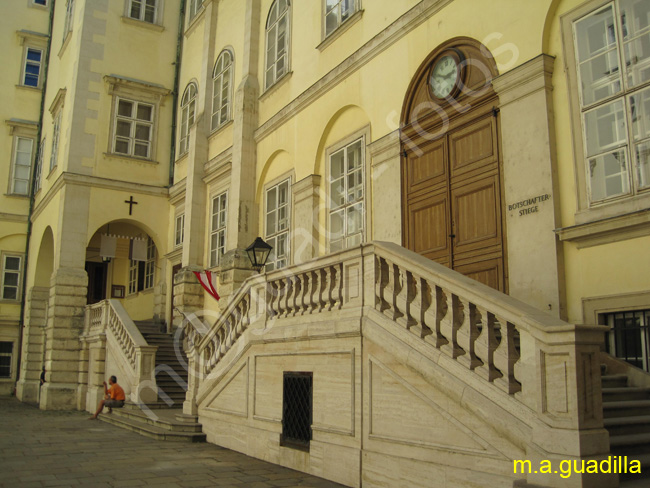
[
  {"x1": 254, "y1": 0, "x2": 454, "y2": 142},
  {"x1": 368, "y1": 129, "x2": 400, "y2": 166},
  {"x1": 556, "y1": 209, "x2": 650, "y2": 248},
  {"x1": 5, "y1": 118, "x2": 38, "y2": 136},
  {"x1": 169, "y1": 177, "x2": 187, "y2": 205},
  {"x1": 293, "y1": 174, "x2": 321, "y2": 203},
  {"x1": 32, "y1": 172, "x2": 169, "y2": 221},
  {"x1": 203, "y1": 146, "x2": 233, "y2": 185},
  {"x1": 492, "y1": 54, "x2": 555, "y2": 107},
  {"x1": 0, "y1": 212, "x2": 29, "y2": 223},
  {"x1": 103, "y1": 75, "x2": 171, "y2": 102},
  {"x1": 49, "y1": 88, "x2": 66, "y2": 115}
]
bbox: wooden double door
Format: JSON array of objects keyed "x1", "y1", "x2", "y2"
[{"x1": 402, "y1": 108, "x2": 506, "y2": 292}]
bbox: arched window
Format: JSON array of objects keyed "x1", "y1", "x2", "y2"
[
  {"x1": 212, "y1": 50, "x2": 233, "y2": 131},
  {"x1": 265, "y1": 0, "x2": 290, "y2": 90},
  {"x1": 179, "y1": 82, "x2": 197, "y2": 156}
]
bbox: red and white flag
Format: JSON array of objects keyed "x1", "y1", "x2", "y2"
[{"x1": 193, "y1": 270, "x2": 220, "y2": 301}]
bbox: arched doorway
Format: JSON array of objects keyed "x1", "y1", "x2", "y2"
[{"x1": 401, "y1": 38, "x2": 507, "y2": 292}]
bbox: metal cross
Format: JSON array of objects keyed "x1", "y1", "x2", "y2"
[{"x1": 124, "y1": 196, "x2": 138, "y2": 215}]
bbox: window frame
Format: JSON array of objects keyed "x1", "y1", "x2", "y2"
[
  {"x1": 178, "y1": 82, "x2": 197, "y2": 157},
  {"x1": 187, "y1": 0, "x2": 204, "y2": 24},
  {"x1": 127, "y1": 0, "x2": 159, "y2": 24},
  {"x1": 174, "y1": 213, "x2": 185, "y2": 248},
  {"x1": 112, "y1": 96, "x2": 155, "y2": 159},
  {"x1": 127, "y1": 237, "x2": 155, "y2": 295},
  {"x1": 211, "y1": 49, "x2": 234, "y2": 132},
  {"x1": 264, "y1": 177, "x2": 292, "y2": 272},
  {"x1": 0, "y1": 342, "x2": 14, "y2": 379},
  {"x1": 63, "y1": 0, "x2": 74, "y2": 43},
  {"x1": 34, "y1": 138, "x2": 45, "y2": 193},
  {"x1": 562, "y1": 0, "x2": 650, "y2": 222},
  {"x1": 327, "y1": 134, "x2": 366, "y2": 253},
  {"x1": 10, "y1": 136, "x2": 35, "y2": 196},
  {"x1": 31, "y1": 0, "x2": 48, "y2": 7},
  {"x1": 50, "y1": 111, "x2": 61, "y2": 172},
  {"x1": 1, "y1": 254, "x2": 24, "y2": 302},
  {"x1": 209, "y1": 191, "x2": 228, "y2": 267},
  {"x1": 264, "y1": 0, "x2": 291, "y2": 91},
  {"x1": 323, "y1": 0, "x2": 359, "y2": 38},
  {"x1": 22, "y1": 47, "x2": 44, "y2": 88}
]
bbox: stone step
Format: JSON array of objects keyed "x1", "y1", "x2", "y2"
[
  {"x1": 603, "y1": 400, "x2": 650, "y2": 418},
  {"x1": 98, "y1": 413, "x2": 206, "y2": 442},
  {"x1": 124, "y1": 401, "x2": 182, "y2": 410},
  {"x1": 610, "y1": 433, "x2": 650, "y2": 449},
  {"x1": 602, "y1": 374, "x2": 628, "y2": 388},
  {"x1": 604, "y1": 415, "x2": 650, "y2": 436},
  {"x1": 602, "y1": 387, "x2": 650, "y2": 402},
  {"x1": 111, "y1": 408, "x2": 203, "y2": 432}
]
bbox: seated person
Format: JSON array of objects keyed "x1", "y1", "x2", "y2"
[{"x1": 89, "y1": 375, "x2": 125, "y2": 420}]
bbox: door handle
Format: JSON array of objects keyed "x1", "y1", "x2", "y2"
[{"x1": 449, "y1": 234, "x2": 456, "y2": 238}]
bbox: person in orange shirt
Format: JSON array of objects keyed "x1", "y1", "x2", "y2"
[{"x1": 89, "y1": 375, "x2": 125, "y2": 420}]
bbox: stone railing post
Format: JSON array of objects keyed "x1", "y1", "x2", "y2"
[{"x1": 135, "y1": 346, "x2": 159, "y2": 404}]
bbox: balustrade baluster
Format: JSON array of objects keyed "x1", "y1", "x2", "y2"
[
  {"x1": 308, "y1": 270, "x2": 318, "y2": 314},
  {"x1": 493, "y1": 318, "x2": 522, "y2": 394},
  {"x1": 394, "y1": 267, "x2": 409, "y2": 327},
  {"x1": 413, "y1": 278, "x2": 434, "y2": 340},
  {"x1": 474, "y1": 308, "x2": 500, "y2": 382},
  {"x1": 267, "y1": 280, "x2": 279, "y2": 317},
  {"x1": 456, "y1": 299, "x2": 482, "y2": 370},
  {"x1": 291, "y1": 274, "x2": 302, "y2": 316},
  {"x1": 439, "y1": 294, "x2": 464, "y2": 359}
]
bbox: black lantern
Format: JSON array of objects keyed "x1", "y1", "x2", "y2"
[{"x1": 245, "y1": 237, "x2": 272, "y2": 271}]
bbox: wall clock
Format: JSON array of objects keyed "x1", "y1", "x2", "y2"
[{"x1": 429, "y1": 49, "x2": 465, "y2": 100}]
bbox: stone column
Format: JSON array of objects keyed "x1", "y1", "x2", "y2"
[
  {"x1": 84, "y1": 334, "x2": 106, "y2": 414},
  {"x1": 15, "y1": 286, "x2": 49, "y2": 403},
  {"x1": 492, "y1": 54, "x2": 567, "y2": 319},
  {"x1": 40, "y1": 268, "x2": 88, "y2": 410},
  {"x1": 369, "y1": 129, "x2": 402, "y2": 245},
  {"x1": 292, "y1": 174, "x2": 321, "y2": 264}
]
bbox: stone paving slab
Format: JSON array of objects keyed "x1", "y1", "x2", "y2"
[{"x1": 0, "y1": 398, "x2": 346, "y2": 488}]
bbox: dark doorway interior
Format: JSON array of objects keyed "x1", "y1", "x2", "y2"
[{"x1": 85, "y1": 261, "x2": 108, "y2": 304}]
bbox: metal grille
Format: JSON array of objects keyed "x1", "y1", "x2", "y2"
[
  {"x1": 281, "y1": 372, "x2": 312, "y2": 450},
  {"x1": 604, "y1": 309, "x2": 650, "y2": 372}
]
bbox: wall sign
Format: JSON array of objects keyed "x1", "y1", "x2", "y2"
[{"x1": 508, "y1": 194, "x2": 550, "y2": 217}]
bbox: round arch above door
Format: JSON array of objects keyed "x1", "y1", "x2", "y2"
[{"x1": 400, "y1": 38, "x2": 508, "y2": 293}]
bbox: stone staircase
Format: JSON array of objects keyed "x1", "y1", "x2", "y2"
[
  {"x1": 98, "y1": 320, "x2": 205, "y2": 442},
  {"x1": 601, "y1": 366, "x2": 650, "y2": 485},
  {"x1": 134, "y1": 320, "x2": 188, "y2": 406}
]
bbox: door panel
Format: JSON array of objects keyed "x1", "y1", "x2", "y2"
[
  {"x1": 451, "y1": 176, "x2": 500, "y2": 252},
  {"x1": 408, "y1": 193, "x2": 450, "y2": 263},
  {"x1": 407, "y1": 139, "x2": 447, "y2": 194},
  {"x1": 454, "y1": 258, "x2": 502, "y2": 290},
  {"x1": 449, "y1": 117, "x2": 497, "y2": 177}
]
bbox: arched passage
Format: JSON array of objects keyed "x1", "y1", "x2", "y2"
[
  {"x1": 34, "y1": 227, "x2": 54, "y2": 288},
  {"x1": 401, "y1": 37, "x2": 507, "y2": 292}
]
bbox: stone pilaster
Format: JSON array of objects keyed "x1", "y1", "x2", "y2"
[
  {"x1": 84, "y1": 335, "x2": 106, "y2": 414},
  {"x1": 492, "y1": 54, "x2": 567, "y2": 319},
  {"x1": 39, "y1": 268, "x2": 87, "y2": 410},
  {"x1": 217, "y1": 249, "x2": 255, "y2": 302},
  {"x1": 172, "y1": 267, "x2": 205, "y2": 329},
  {"x1": 16, "y1": 286, "x2": 49, "y2": 403},
  {"x1": 153, "y1": 280, "x2": 167, "y2": 328},
  {"x1": 369, "y1": 129, "x2": 402, "y2": 245},
  {"x1": 292, "y1": 174, "x2": 321, "y2": 264}
]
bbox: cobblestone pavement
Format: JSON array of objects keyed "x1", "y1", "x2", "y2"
[{"x1": 0, "y1": 398, "x2": 346, "y2": 488}]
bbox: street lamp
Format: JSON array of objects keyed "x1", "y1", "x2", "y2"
[{"x1": 245, "y1": 237, "x2": 272, "y2": 272}]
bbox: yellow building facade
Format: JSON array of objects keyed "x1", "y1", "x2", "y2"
[{"x1": 3, "y1": 0, "x2": 650, "y2": 486}]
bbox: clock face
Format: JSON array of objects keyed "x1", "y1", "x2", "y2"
[{"x1": 430, "y1": 54, "x2": 460, "y2": 99}]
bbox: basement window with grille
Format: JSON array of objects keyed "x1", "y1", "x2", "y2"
[{"x1": 281, "y1": 372, "x2": 312, "y2": 451}]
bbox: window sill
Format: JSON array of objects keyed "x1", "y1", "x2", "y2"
[
  {"x1": 317, "y1": 9, "x2": 364, "y2": 52},
  {"x1": 209, "y1": 119, "x2": 233, "y2": 139},
  {"x1": 46, "y1": 165, "x2": 57, "y2": 180},
  {"x1": 29, "y1": 2, "x2": 49, "y2": 11},
  {"x1": 175, "y1": 152, "x2": 189, "y2": 165},
  {"x1": 556, "y1": 208, "x2": 650, "y2": 249},
  {"x1": 16, "y1": 84, "x2": 42, "y2": 92},
  {"x1": 3, "y1": 193, "x2": 30, "y2": 199},
  {"x1": 103, "y1": 152, "x2": 159, "y2": 165},
  {"x1": 58, "y1": 32, "x2": 71, "y2": 58},
  {"x1": 126, "y1": 288, "x2": 154, "y2": 299},
  {"x1": 120, "y1": 16, "x2": 164, "y2": 32},
  {"x1": 260, "y1": 71, "x2": 293, "y2": 101}
]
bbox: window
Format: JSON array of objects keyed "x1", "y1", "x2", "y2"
[
  {"x1": 0, "y1": 342, "x2": 13, "y2": 379},
  {"x1": 33, "y1": 0, "x2": 48, "y2": 5},
  {"x1": 265, "y1": 179, "x2": 290, "y2": 271},
  {"x1": 324, "y1": 0, "x2": 357, "y2": 37},
  {"x1": 179, "y1": 83, "x2": 197, "y2": 156},
  {"x1": 128, "y1": 0, "x2": 158, "y2": 23},
  {"x1": 187, "y1": 0, "x2": 203, "y2": 23},
  {"x1": 50, "y1": 112, "x2": 61, "y2": 171},
  {"x1": 1, "y1": 255, "x2": 22, "y2": 301},
  {"x1": 212, "y1": 50, "x2": 233, "y2": 131},
  {"x1": 11, "y1": 137, "x2": 34, "y2": 195},
  {"x1": 281, "y1": 372, "x2": 312, "y2": 451},
  {"x1": 23, "y1": 48, "x2": 43, "y2": 88},
  {"x1": 63, "y1": 0, "x2": 74, "y2": 41},
  {"x1": 604, "y1": 309, "x2": 650, "y2": 372},
  {"x1": 175, "y1": 213, "x2": 185, "y2": 247},
  {"x1": 573, "y1": 0, "x2": 650, "y2": 204},
  {"x1": 128, "y1": 237, "x2": 155, "y2": 294},
  {"x1": 210, "y1": 192, "x2": 227, "y2": 267},
  {"x1": 329, "y1": 138, "x2": 364, "y2": 251},
  {"x1": 34, "y1": 138, "x2": 44, "y2": 193},
  {"x1": 265, "y1": 0, "x2": 290, "y2": 90},
  {"x1": 113, "y1": 98, "x2": 154, "y2": 158}
]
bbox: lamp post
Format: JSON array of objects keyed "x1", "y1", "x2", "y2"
[{"x1": 245, "y1": 237, "x2": 272, "y2": 272}]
